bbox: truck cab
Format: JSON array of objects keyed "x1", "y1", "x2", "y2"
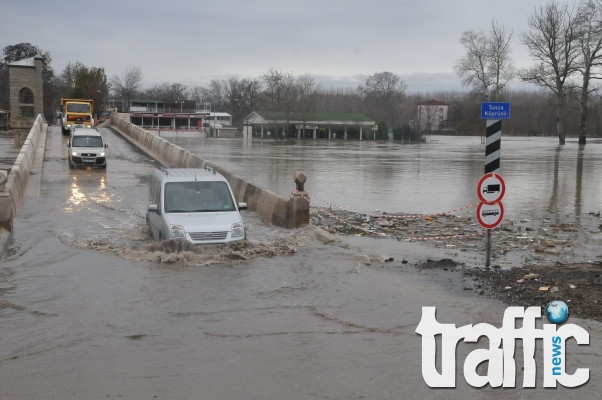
[{"x1": 61, "y1": 98, "x2": 94, "y2": 135}]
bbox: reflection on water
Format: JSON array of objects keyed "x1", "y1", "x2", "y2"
[
  {"x1": 167, "y1": 134, "x2": 602, "y2": 222},
  {"x1": 576, "y1": 145, "x2": 585, "y2": 217},
  {"x1": 67, "y1": 174, "x2": 110, "y2": 210}
]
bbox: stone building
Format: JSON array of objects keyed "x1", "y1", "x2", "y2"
[{"x1": 7, "y1": 55, "x2": 44, "y2": 129}]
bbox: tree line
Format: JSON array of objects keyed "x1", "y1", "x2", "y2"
[
  {"x1": 1, "y1": 0, "x2": 602, "y2": 142},
  {"x1": 456, "y1": 0, "x2": 602, "y2": 144}
]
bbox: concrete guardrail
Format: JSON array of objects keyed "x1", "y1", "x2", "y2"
[
  {"x1": 0, "y1": 114, "x2": 47, "y2": 233},
  {"x1": 109, "y1": 113, "x2": 309, "y2": 228}
]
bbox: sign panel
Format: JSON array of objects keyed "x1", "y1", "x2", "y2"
[
  {"x1": 477, "y1": 173, "x2": 506, "y2": 204},
  {"x1": 476, "y1": 202, "x2": 504, "y2": 229},
  {"x1": 481, "y1": 102, "x2": 511, "y2": 119}
]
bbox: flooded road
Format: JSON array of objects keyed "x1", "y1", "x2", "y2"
[
  {"x1": 1, "y1": 127, "x2": 601, "y2": 399},
  {"x1": 169, "y1": 134, "x2": 602, "y2": 220}
]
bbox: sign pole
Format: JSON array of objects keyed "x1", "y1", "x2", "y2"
[
  {"x1": 479, "y1": 102, "x2": 509, "y2": 268},
  {"x1": 476, "y1": 175, "x2": 505, "y2": 267},
  {"x1": 486, "y1": 229, "x2": 492, "y2": 267},
  {"x1": 485, "y1": 119, "x2": 501, "y2": 268}
]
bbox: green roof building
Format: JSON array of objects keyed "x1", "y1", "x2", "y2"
[{"x1": 244, "y1": 111, "x2": 376, "y2": 140}]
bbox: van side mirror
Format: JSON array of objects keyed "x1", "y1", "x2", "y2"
[
  {"x1": 104, "y1": 143, "x2": 108, "y2": 148},
  {"x1": 238, "y1": 202, "x2": 248, "y2": 210},
  {"x1": 148, "y1": 204, "x2": 160, "y2": 214}
]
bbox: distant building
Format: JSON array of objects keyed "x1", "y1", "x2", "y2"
[
  {"x1": 244, "y1": 111, "x2": 375, "y2": 139},
  {"x1": 7, "y1": 56, "x2": 44, "y2": 129},
  {"x1": 126, "y1": 99, "x2": 231, "y2": 133},
  {"x1": 417, "y1": 99, "x2": 448, "y2": 131},
  {"x1": 204, "y1": 112, "x2": 232, "y2": 128}
]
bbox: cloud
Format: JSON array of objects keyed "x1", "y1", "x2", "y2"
[{"x1": 1, "y1": 0, "x2": 573, "y2": 93}]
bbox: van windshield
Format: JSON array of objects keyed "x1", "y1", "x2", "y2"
[
  {"x1": 164, "y1": 181, "x2": 236, "y2": 213},
  {"x1": 72, "y1": 136, "x2": 104, "y2": 147}
]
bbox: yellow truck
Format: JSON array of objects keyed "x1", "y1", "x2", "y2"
[{"x1": 60, "y1": 98, "x2": 94, "y2": 135}]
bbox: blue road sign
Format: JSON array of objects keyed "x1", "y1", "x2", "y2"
[{"x1": 481, "y1": 102, "x2": 511, "y2": 119}]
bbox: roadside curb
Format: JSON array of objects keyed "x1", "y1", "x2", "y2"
[
  {"x1": 0, "y1": 119, "x2": 47, "y2": 260},
  {"x1": 0, "y1": 227, "x2": 10, "y2": 260},
  {"x1": 106, "y1": 125, "x2": 169, "y2": 168}
]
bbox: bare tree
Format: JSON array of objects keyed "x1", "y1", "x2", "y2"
[
  {"x1": 489, "y1": 20, "x2": 515, "y2": 100},
  {"x1": 240, "y1": 78, "x2": 262, "y2": 112},
  {"x1": 455, "y1": 19, "x2": 514, "y2": 100},
  {"x1": 262, "y1": 67, "x2": 285, "y2": 110},
  {"x1": 110, "y1": 66, "x2": 144, "y2": 112},
  {"x1": 143, "y1": 82, "x2": 171, "y2": 100},
  {"x1": 358, "y1": 71, "x2": 405, "y2": 128},
  {"x1": 296, "y1": 73, "x2": 316, "y2": 116},
  {"x1": 206, "y1": 79, "x2": 227, "y2": 111},
  {"x1": 188, "y1": 86, "x2": 209, "y2": 108},
  {"x1": 520, "y1": 1, "x2": 582, "y2": 145},
  {"x1": 227, "y1": 77, "x2": 262, "y2": 124},
  {"x1": 574, "y1": 0, "x2": 602, "y2": 145},
  {"x1": 456, "y1": 30, "x2": 490, "y2": 98},
  {"x1": 60, "y1": 61, "x2": 85, "y2": 94},
  {"x1": 225, "y1": 78, "x2": 243, "y2": 119},
  {"x1": 295, "y1": 73, "x2": 316, "y2": 138},
  {"x1": 279, "y1": 72, "x2": 298, "y2": 136},
  {"x1": 166, "y1": 83, "x2": 187, "y2": 102}
]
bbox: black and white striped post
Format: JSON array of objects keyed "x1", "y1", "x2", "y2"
[
  {"x1": 485, "y1": 119, "x2": 502, "y2": 174},
  {"x1": 480, "y1": 102, "x2": 510, "y2": 267}
]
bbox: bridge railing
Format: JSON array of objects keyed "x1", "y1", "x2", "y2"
[
  {"x1": 109, "y1": 113, "x2": 309, "y2": 229},
  {"x1": 0, "y1": 114, "x2": 47, "y2": 232}
]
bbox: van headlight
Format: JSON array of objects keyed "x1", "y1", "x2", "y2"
[
  {"x1": 231, "y1": 222, "x2": 244, "y2": 238},
  {"x1": 99, "y1": 151, "x2": 105, "y2": 157},
  {"x1": 71, "y1": 151, "x2": 78, "y2": 156},
  {"x1": 170, "y1": 224, "x2": 185, "y2": 239}
]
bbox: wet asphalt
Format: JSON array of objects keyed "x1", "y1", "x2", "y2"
[{"x1": 0, "y1": 126, "x2": 601, "y2": 399}]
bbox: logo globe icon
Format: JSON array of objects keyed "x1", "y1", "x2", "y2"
[{"x1": 545, "y1": 300, "x2": 569, "y2": 324}]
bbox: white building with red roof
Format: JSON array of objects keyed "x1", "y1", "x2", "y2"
[{"x1": 416, "y1": 99, "x2": 448, "y2": 131}]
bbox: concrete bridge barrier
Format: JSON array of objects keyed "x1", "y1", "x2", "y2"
[
  {"x1": 109, "y1": 114, "x2": 309, "y2": 228},
  {"x1": 0, "y1": 114, "x2": 47, "y2": 233}
]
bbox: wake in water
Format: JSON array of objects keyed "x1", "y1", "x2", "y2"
[{"x1": 55, "y1": 220, "x2": 316, "y2": 267}]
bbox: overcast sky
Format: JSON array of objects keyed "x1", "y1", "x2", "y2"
[{"x1": 2, "y1": 0, "x2": 573, "y2": 93}]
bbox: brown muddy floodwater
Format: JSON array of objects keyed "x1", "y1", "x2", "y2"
[{"x1": 0, "y1": 127, "x2": 601, "y2": 399}]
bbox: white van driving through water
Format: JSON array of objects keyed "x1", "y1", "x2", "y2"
[
  {"x1": 146, "y1": 167, "x2": 247, "y2": 244},
  {"x1": 67, "y1": 128, "x2": 108, "y2": 169}
]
